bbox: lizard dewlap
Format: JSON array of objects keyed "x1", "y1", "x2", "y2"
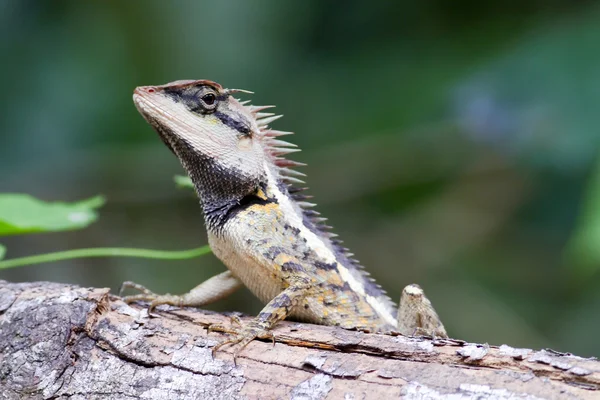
[{"x1": 125, "y1": 79, "x2": 447, "y2": 356}]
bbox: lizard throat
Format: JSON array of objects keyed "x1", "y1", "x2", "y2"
[{"x1": 145, "y1": 119, "x2": 267, "y2": 232}]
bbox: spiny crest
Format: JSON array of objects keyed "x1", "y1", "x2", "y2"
[
  {"x1": 238, "y1": 96, "x2": 396, "y2": 310},
  {"x1": 236, "y1": 98, "x2": 331, "y2": 229},
  {"x1": 237, "y1": 102, "x2": 302, "y2": 174}
]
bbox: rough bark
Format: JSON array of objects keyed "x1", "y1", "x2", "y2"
[{"x1": 0, "y1": 280, "x2": 598, "y2": 400}]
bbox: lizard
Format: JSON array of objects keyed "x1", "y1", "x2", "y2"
[{"x1": 122, "y1": 79, "x2": 448, "y2": 357}]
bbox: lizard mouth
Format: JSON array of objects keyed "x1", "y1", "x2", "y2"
[
  {"x1": 133, "y1": 88, "x2": 179, "y2": 155},
  {"x1": 133, "y1": 88, "x2": 150, "y2": 116},
  {"x1": 132, "y1": 86, "x2": 156, "y2": 114},
  {"x1": 132, "y1": 87, "x2": 176, "y2": 130}
]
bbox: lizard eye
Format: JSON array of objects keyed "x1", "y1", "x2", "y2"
[{"x1": 200, "y1": 92, "x2": 217, "y2": 109}]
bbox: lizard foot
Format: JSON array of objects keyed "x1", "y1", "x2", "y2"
[
  {"x1": 119, "y1": 281, "x2": 181, "y2": 315},
  {"x1": 208, "y1": 318, "x2": 275, "y2": 363}
]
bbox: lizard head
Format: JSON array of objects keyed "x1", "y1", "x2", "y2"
[{"x1": 133, "y1": 79, "x2": 299, "y2": 228}]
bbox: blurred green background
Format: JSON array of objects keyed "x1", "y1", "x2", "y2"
[{"x1": 1, "y1": 1, "x2": 599, "y2": 357}]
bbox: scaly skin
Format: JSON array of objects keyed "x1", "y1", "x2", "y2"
[{"x1": 122, "y1": 79, "x2": 447, "y2": 358}]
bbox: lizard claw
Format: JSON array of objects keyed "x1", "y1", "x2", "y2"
[
  {"x1": 119, "y1": 281, "x2": 179, "y2": 316},
  {"x1": 208, "y1": 320, "x2": 274, "y2": 363},
  {"x1": 229, "y1": 315, "x2": 243, "y2": 327},
  {"x1": 119, "y1": 281, "x2": 156, "y2": 298}
]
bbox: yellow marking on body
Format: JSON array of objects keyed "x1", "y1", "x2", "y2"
[
  {"x1": 358, "y1": 317, "x2": 371, "y2": 328},
  {"x1": 317, "y1": 269, "x2": 345, "y2": 286},
  {"x1": 316, "y1": 295, "x2": 329, "y2": 317},
  {"x1": 239, "y1": 202, "x2": 286, "y2": 235},
  {"x1": 274, "y1": 253, "x2": 298, "y2": 266},
  {"x1": 239, "y1": 203, "x2": 283, "y2": 233},
  {"x1": 255, "y1": 187, "x2": 268, "y2": 200},
  {"x1": 243, "y1": 202, "x2": 281, "y2": 216}
]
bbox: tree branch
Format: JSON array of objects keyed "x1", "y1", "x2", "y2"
[{"x1": 0, "y1": 280, "x2": 598, "y2": 399}]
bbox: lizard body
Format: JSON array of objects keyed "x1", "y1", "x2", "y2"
[{"x1": 124, "y1": 79, "x2": 446, "y2": 354}]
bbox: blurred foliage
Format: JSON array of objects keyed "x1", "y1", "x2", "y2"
[
  {"x1": 566, "y1": 158, "x2": 600, "y2": 275},
  {"x1": 0, "y1": 1, "x2": 599, "y2": 357},
  {"x1": 174, "y1": 175, "x2": 194, "y2": 190},
  {"x1": 0, "y1": 244, "x2": 5, "y2": 260},
  {"x1": 0, "y1": 194, "x2": 104, "y2": 236}
]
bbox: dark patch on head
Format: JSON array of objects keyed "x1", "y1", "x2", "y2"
[
  {"x1": 162, "y1": 84, "x2": 225, "y2": 115},
  {"x1": 214, "y1": 111, "x2": 251, "y2": 136},
  {"x1": 163, "y1": 86, "x2": 192, "y2": 101},
  {"x1": 314, "y1": 260, "x2": 337, "y2": 271},
  {"x1": 162, "y1": 84, "x2": 251, "y2": 136},
  {"x1": 281, "y1": 261, "x2": 304, "y2": 273}
]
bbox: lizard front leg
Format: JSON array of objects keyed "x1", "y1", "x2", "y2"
[
  {"x1": 120, "y1": 270, "x2": 243, "y2": 313},
  {"x1": 209, "y1": 276, "x2": 310, "y2": 359}
]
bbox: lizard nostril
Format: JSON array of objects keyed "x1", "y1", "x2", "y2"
[{"x1": 147, "y1": 88, "x2": 155, "y2": 93}]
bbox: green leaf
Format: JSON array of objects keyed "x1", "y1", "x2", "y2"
[
  {"x1": 174, "y1": 175, "x2": 194, "y2": 190},
  {"x1": 0, "y1": 194, "x2": 105, "y2": 236},
  {"x1": 0, "y1": 244, "x2": 5, "y2": 260}
]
